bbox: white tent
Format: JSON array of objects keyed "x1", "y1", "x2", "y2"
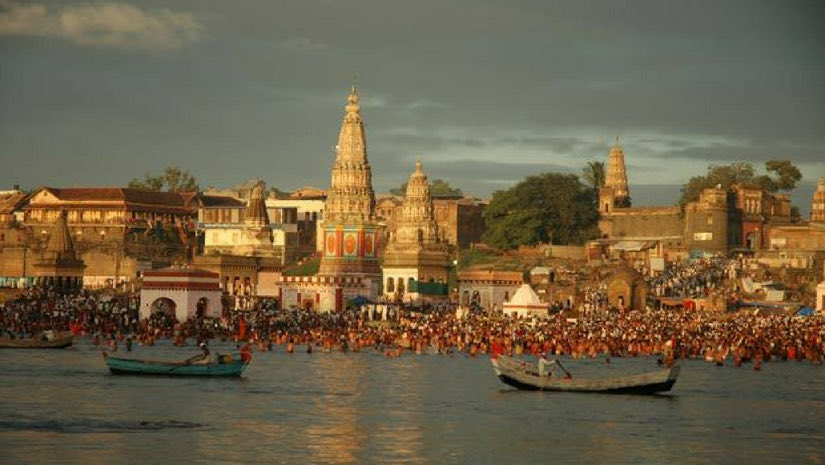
[{"x1": 502, "y1": 284, "x2": 549, "y2": 318}]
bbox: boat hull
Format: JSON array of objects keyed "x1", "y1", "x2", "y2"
[
  {"x1": 104, "y1": 353, "x2": 248, "y2": 377},
  {"x1": 492, "y1": 356, "x2": 679, "y2": 394},
  {"x1": 0, "y1": 335, "x2": 74, "y2": 349}
]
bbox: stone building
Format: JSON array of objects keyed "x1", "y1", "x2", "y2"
[
  {"x1": 733, "y1": 184, "x2": 791, "y2": 250},
  {"x1": 376, "y1": 195, "x2": 486, "y2": 250},
  {"x1": 33, "y1": 211, "x2": 85, "y2": 291},
  {"x1": 0, "y1": 189, "x2": 32, "y2": 288},
  {"x1": 594, "y1": 138, "x2": 798, "y2": 262},
  {"x1": 606, "y1": 267, "x2": 648, "y2": 311},
  {"x1": 265, "y1": 186, "x2": 326, "y2": 256},
  {"x1": 194, "y1": 182, "x2": 292, "y2": 298},
  {"x1": 199, "y1": 182, "x2": 298, "y2": 263},
  {"x1": 20, "y1": 187, "x2": 198, "y2": 288},
  {"x1": 458, "y1": 270, "x2": 523, "y2": 310},
  {"x1": 683, "y1": 187, "x2": 731, "y2": 255},
  {"x1": 280, "y1": 86, "x2": 381, "y2": 311},
  {"x1": 756, "y1": 182, "x2": 825, "y2": 271},
  {"x1": 382, "y1": 159, "x2": 451, "y2": 303}
]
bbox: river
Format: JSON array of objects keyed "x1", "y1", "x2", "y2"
[{"x1": 1, "y1": 340, "x2": 823, "y2": 464}]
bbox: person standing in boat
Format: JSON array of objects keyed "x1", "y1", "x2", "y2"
[{"x1": 538, "y1": 352, "x2": 551, "y2": 377}]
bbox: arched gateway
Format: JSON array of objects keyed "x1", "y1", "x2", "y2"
[{"x1": 139, "y1": 268, "x2": 223, "y2": 321}]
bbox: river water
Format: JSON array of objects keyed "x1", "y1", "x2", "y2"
[{"x1": 1, "y1": 339, "x2": 823, "y2": 465}]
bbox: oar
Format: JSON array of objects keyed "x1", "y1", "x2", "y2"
[
  {"x1": 554, "y1": 359, "x2": 573, "y2": 379},
  {"x1": 170, "y1": 354, "x2": 206, "y2": 371}
]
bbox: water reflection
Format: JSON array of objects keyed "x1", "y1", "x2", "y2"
[{"x1": 0, "y1": 340, "x2": 823, "y2": 464}]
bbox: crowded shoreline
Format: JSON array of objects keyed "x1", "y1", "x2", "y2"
[{"x1": 2, "y1": 258, "x2": 823, "y2": 369}]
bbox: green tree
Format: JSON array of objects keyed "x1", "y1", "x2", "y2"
[
  {"x1": 129, "y1": 166, "x2": 199, "y2": 192},
  {"x1": 764, "y1": 159, "x2": 802, "y2": 191},
  {"x1": 390, "y1": 178, "x2": 463, "y2": 197},
  {"x1": 482, "y1": 173, "x2": 598, "y2": 250},
  {"x1": 678, "y1": 160, "x2": 802, "y2": 210},
  {"x1": 581, "y1": 161, "x2": 605, "y2": 190}
]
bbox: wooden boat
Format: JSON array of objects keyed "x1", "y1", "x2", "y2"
[
  {"x1": 0, "y1": 334, "x2": 74, "y2": 349},
  {"x1": 491, "y1": 355, "x2": 680, "y2": 394},
  {"x1": 103, "y1": 352, "x2": 250, "y2": 377}
]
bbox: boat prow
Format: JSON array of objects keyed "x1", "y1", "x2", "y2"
[{"x1": 491, "y1": 355, "x2": 679, "y2": 394}]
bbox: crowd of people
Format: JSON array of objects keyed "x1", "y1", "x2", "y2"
[{"x1": 1, "y1": 256, "x2": 823, "y2": 369}]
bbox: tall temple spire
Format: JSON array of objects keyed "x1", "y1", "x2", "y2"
[
  {"x1": 812, "y1": 177, "x2": 825, "y2": 223},
  {"x1": 603, "y1": 136, "x2": 630, "y2": 206},
  {"x1": 318, "y1": 85, "x2": 381, "y2": 281},
  {"x1": 325, "y1": 85, "x2": 376, "y2": 223}
]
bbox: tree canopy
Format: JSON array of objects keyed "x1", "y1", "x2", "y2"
[
  {"x1": 128, "y1": 166, "x2": 199, "y2": 192},
  {"x1": 390, "y1": 178, "x2": 463, "y2": 197},
  {"x1": 679, "y1": 160, "x2": 801, "y2": 209},
  {"x1": 581, "y1": 161, "x2": 605, "y2": 190},
  {"x1": 482, "y1": 173, "x2": 598, "y2": 250}
]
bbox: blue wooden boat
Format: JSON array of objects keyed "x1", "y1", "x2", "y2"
[{"x1": 103, "y1": 351, "x2": 249, "y2": 377}]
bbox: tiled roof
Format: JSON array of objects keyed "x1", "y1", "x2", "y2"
[
  {"x1": 0, "y1": 192, "x2": 29, "y2": 214},
  {"x1": 38, "y1": 187, "x2": 193, "y2": 207}
]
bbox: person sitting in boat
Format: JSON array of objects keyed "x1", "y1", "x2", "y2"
[{"x1": 198, "y1": 341, "x2": 211, "y2": 362}]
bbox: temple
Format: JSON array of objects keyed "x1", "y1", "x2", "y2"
[
  {"x1": 34, "y1": 210, "x2": 85, "y2": 291},
  {"x1": 280, "y1": 86, "x2": 381, "y2": 310},
  {"x1": 599, "y1": 135, "x2": 631, "y2": 213},
  {"x1": 317, "y1": 85, "x2": 381, "y2": 278},
  {"x1": 382, "y1": 158, "x2": 451, "y2": 302}
]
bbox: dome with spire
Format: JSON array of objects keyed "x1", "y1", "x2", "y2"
[{"x1": 394, "y1": 158, "x2": 439, "y2": 244}]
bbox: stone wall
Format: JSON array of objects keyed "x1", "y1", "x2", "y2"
[{"x1": 600, "y1": 206, "x2": 683, "y2": 239}]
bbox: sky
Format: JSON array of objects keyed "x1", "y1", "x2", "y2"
[{"x1": 1, "y1": 0, "x2": 823, "y2": 212}]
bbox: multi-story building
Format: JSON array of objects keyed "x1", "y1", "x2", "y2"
[{"x1": 19, "y1": 187, "x2": 198, "y2": 288}]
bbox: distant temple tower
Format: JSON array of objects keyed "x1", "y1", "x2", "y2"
[
  {"x1": 34, "y1": 210, "x2": 85, "y2": 291},
  {"x1": 318, "y1": 85, "x2": 381, "y2": 280},
  {"x1": 237, "y1": 181, "x2": 276, "y2": 257},
  {"x1": 382, "y1": 158, "x2": 450, "y2": 302},
  {"x1": 599, "y1": 135, "x2": 631, "y2": 213},
  {"x1": 811, "y1": 177, "x2": 825, "y2": 223}
]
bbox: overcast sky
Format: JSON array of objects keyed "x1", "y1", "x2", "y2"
[{"x1": 1, "y1": 0, "x2": 823, "y2": 210}]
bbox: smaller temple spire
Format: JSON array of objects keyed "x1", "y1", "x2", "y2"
[
  {"x1": 48, "y1": 210, "x2": 76, "y2": 260},
  {"x1": 812, "y1": 177, "x2": 825, "y2": 223},
  {"x1": 244, "y1": 181, "x2": 270, "y2": 228}
]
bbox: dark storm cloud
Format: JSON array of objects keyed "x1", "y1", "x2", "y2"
[{"x1": 0, "y1": 0, "x2": 823, "y2": 198}]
